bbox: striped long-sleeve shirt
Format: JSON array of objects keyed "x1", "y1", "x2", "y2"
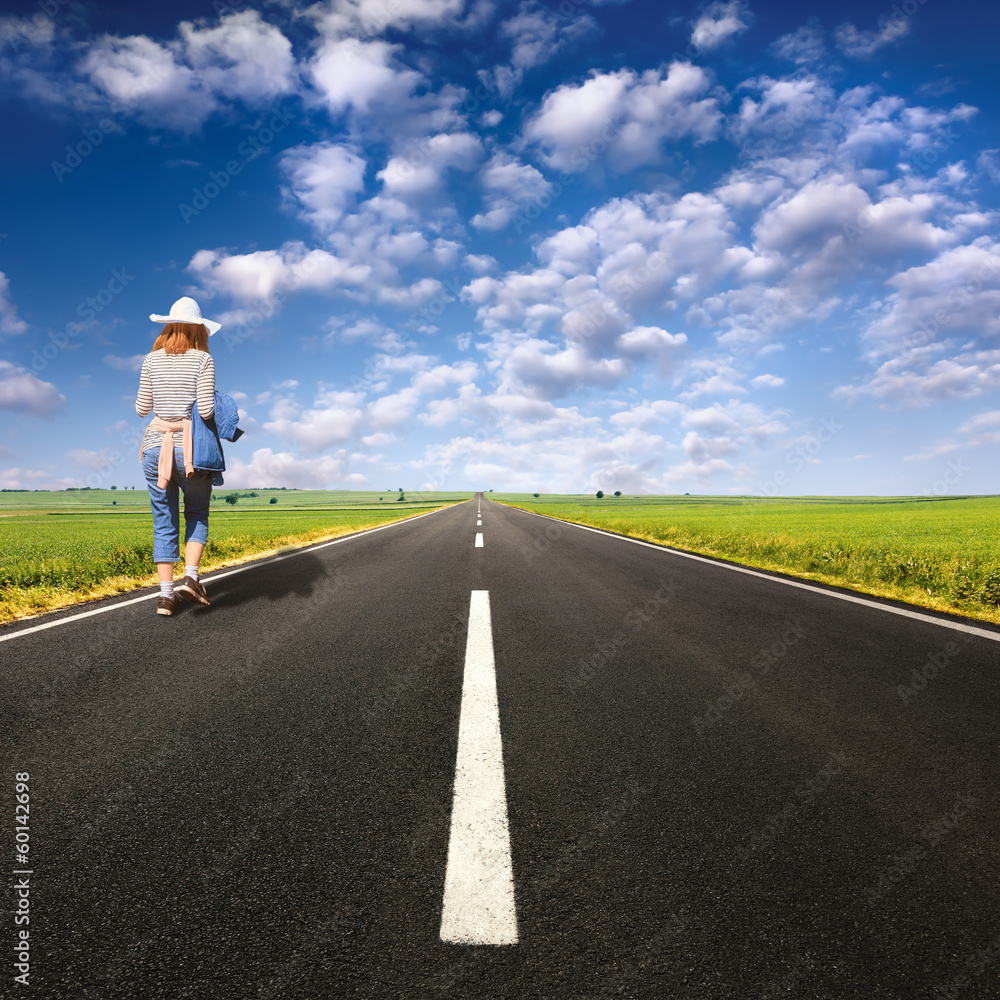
[{"x1": 136, "y1": 349, "x2": 215, "y2": 454}]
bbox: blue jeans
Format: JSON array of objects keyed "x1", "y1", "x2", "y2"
[{"x1": 142, "y1": 447, "x2": 211, "y2": 563}]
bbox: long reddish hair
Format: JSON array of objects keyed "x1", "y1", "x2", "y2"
[{"x1": 152, "y1": 322, "x2": 210, "y2": 355}]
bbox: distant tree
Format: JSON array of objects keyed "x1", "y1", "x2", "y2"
[
  {"x1": 596, "y1": 490, "x2": 604, "y2": 498},
  {"x1": 110, "y1": 485, "x2": 117, "y2": 490},
  {"x1": 396, "y1": 492, "x2": 406, "y2": 501},
  {"x1": 112, "y1": 500, "x2": 117, "y2": 505},
  {"x1": 269, "y1": 497, "x2": 278, "y2": 504},
  {"x1": 614, "y1": 491, "x2": 621, "y2": 497},
  {"x1": 249, "y1": 492, "x2": 258, "y2": 498},
  {"x1": 533, "y1": 493, "x2": 540, "y2": 497},
  {"x1": 489, "y1": 489, "x2": 493, "y2": 492},
  {"x1": 225, "y1": 494, "x2": 238, "y2": 506}
]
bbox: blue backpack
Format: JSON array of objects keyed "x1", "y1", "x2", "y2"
[{"x1": 191, "y1": 391, "x2": 243, "y2": 485}]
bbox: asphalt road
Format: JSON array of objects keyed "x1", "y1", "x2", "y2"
[{"x1": 4, "y1": 494, "x2": 1000, "y2": 998}]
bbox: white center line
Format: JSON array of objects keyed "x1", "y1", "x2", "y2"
[
  {"x1": 477, "y1": 519, "x2": 482, "y2": 526},
  {"x1": 475, "y1": 532, "x2": 484, "y2": 547},
  {"x1": 440, "y1": 590, "x2": 518, "y2": 945}
]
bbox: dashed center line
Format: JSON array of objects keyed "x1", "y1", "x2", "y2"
[
  {"x1": 440, "y1": 590, "x2": 518, "y2": 945},
  {"x1": 475, "y1": 533, "x2": 483, "y2": 547}
]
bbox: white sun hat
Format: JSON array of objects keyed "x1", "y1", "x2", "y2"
[{"x1": 149, "y1": 296, "x2": 221, "y2": 336}]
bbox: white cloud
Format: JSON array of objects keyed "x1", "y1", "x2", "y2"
[
  {"x1": 959, "y1": 410, "x2": 1000, "y2": 433},
  {"x1": 471, "y1": 151, "x2": 552, "y2": 231},
  {"x1": 833, "y1": 17, "x2": 909, "y2": 59},
  {"x1": 903, "y1": 440, "x2": 962, "y2": 461},
  {"x1": 262, "y1": 388, "x2": 365, "y2": 451},
  {"x1": 309, "y1": 36, "x2": 465, "y2": 139},
  {"x1": 463, "y1": 253, "x2": 497, "y2": 274},
  {"x1": 609, "y1": 399, "x2": 684, "y2": 428},
  {"x1": 221, "y1": 447, "x2": 362, "y2": 489},
  {"x1": 311, "y1": 0, "x2": 475, "y2": 39},
  {"x1": 524, "y1": 61, "x2": 723, "y2": 172},
  {"x1": 771, "y1": 22, "x2": 826, "y2": 65},
  {"x1": 188, "y1": 243, "x2": 373, "y2": 303},
  {"x1": 0, "y1": 361, "x2": 65, "y2": 417},
  {"x1": 78, "y1": 11, "x2": 297, "y2": 130},
  {"x1": 102, "y1": 354, "x2": 146, "y2": 372},
  {"x1": 751, "y1": 373, "x2": 784, "y2": 387},
  {"x1": 178, "y1": 10, "x2": 297, "y2": 103},
  {"x1": 690, "y1": 1, "x2": 752, "y2": 52},
  {"x1": 835, "y1": 351, "x2": 1000, "y2": 407},
  {"x1": 377, "y1": 131, "x2": 483, "y2": 198},
  {"x1": 0, "y1": 466, "x2": 78, "y2": 490},
  {"x1": 497, "y1": 338, "x2": 630, "y2": 399},
  {"x1": 281, "y1": 142, "x2": 367, "y2": 232},
  {"x1": 834, "y1": 239, "x2": 1000, "y2": 406},
  {"x1": 615, "y1": 326, "x2": 687, "y2": 373},
  {"x1": 0, "y1": 272, "x2": 27, "y2": 335},
  {"x1": 485, "y1": 1, "x2": 596, "y2": 97},
  {"x1": 976, "y1": 150, "x2": 1000, "y2": 184},
  {"x1": 311, "y1": 37, "x2": 421, "y2": 114}
]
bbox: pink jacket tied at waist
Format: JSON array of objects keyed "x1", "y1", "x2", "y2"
[{"x1": 141, "y1": 416, "x2": 194, "y2": 488}]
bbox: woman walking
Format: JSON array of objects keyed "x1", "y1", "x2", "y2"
[{"x1": 136, "y1": 297, "x2": 220, "y2": 616}]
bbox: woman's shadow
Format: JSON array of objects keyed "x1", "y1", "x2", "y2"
[{"x1": 177, "y1": 550, "x2": 335, "y2": 612}]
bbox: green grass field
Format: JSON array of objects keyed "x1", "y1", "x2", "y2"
[
  {"x1": 0, "y1": 489, "x2": 470, "y2": 624},
  {"x1": 3, "y1": 488, "x2": 998, "y2": 627},
  {"x1": 493, "y1": 493, "x2": 1000, "y2": 625}
]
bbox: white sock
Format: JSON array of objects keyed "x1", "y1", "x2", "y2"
[
  {"x1": 160, "y1": 581, "x2": 174, "y2": 599},
  {"x1": 185, "y1": 565, "x2": 199, "y2": 582}
]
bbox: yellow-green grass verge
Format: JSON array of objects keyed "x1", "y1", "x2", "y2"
[
  {"x1": 0, "y1": 503, "x2": 462, "y2": 625},
  {"x1": 494, "y1": 495, "x2": 1000, "y2": 626}
]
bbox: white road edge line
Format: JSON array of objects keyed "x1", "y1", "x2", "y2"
[
  {"x1": 440, "y1": 590, "x2": 518, "y2": 945},
  {"x1": 513, "y1": 507, "x2": 1000, "y2": 644},
  {"x1": 475, "y1": 533, "x2": 484, "y2": 547},
  {"x1": 0, "y1": 502, "x2": 466, "y2": 645}
]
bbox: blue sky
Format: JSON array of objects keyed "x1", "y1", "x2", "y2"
[{"x1": 1, "y1": 0, "x2": 998, "y2": 494}]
